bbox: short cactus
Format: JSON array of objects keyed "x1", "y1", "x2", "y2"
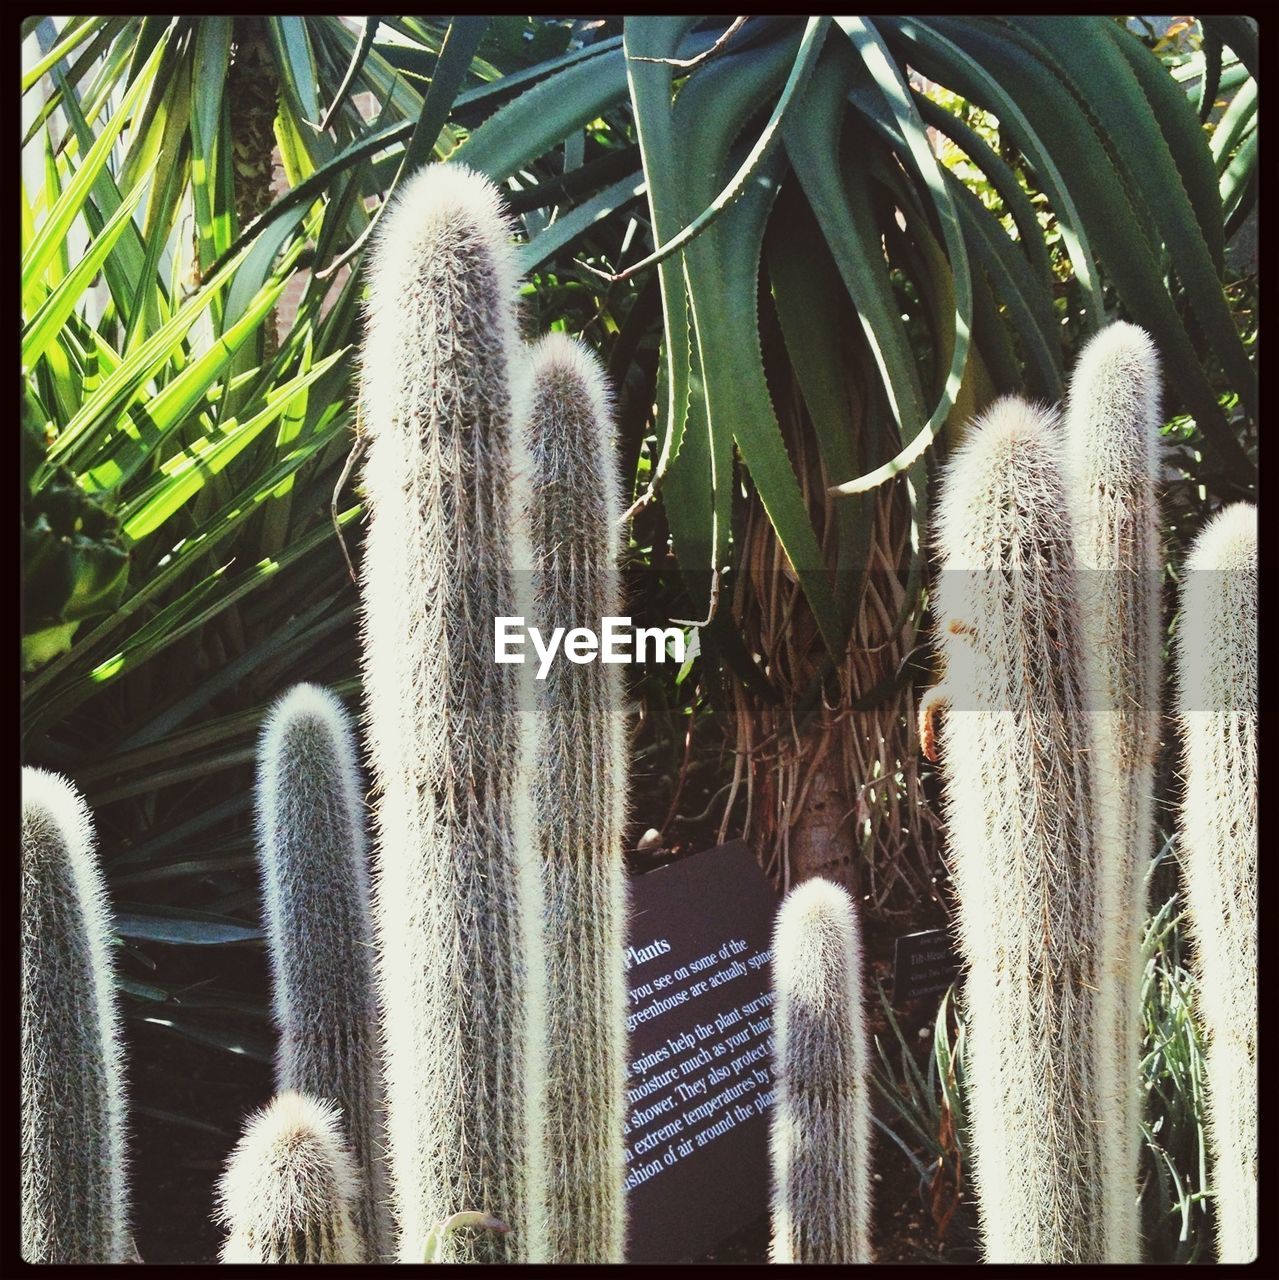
[
  {"x1": 254, "y1": 682, "x2": 391, "y2": 1260},
  {"x1": 521, "y1": 333, "x2": 629, "y2": 1262},
  {"x1": 769, "y1": 877, "x2": 872, "y2": 1264},
  {"x1": 1063, "y1": 320, "x2": 1163, "y2": 1263},
  {"x1": 358, "y1": 162, "x2": 545, "y2": 1263},
  {"x1": 217, "y1": 1091, "x2": 363, "y2": 1263},
  {"x1": 1174, "y1": 502, "x2": 1257, "y2": 1264},
  {"x1": 21, "y1": 767, "x2": 129, "y2": 1264},
  {"x1": 932, "y1": 397, "x2": 1110, "y2": 1263}
]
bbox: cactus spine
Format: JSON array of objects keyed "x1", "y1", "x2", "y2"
[
  {"x1": 769, "y1": 877, "x2": 872, "y2": 1264},
  {"x1": 254, "y1": 683, "x2": 391, "y2": 1260},
  {"x1": 932, "y1": 397, "x2": 1109, "y2": 1263},
  {"x1": 218, "y1": 1092, "x2": 363, "y2": 1263},
  {"x1": 1174, "y1": 502, "x2": 1257, "y2": 1263},
  {"x1": 358, "y1": 162, "x2": 545, "y2": 1263},
  {"x1": 21, "y1": 767, "x2": 129, "y2": 1264},
  {"x1": 1063, "y1": 321, "x2": 1162, "y2": 1262},
  {"x1": 522, "y1": 334, "x2": 628, "y2": 1262}
]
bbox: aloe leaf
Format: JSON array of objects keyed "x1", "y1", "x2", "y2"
[
  {"x1": 1008, "y1": 17, "x2": 1253, "y2": 415},
  {"x1": 455, "y1": 46, "x2": 630, "y2": 180},
  {"x1": 878, "y1": 16, "x2": 1104, "y2": 331},
  {"x1": 623, "y1": 15, "x2": 704, "y2": 497}
]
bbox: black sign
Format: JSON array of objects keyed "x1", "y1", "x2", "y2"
[
  {"x1": 624, "y1": 841, "x2": 780, "y2": 1263},
  {"x1": 892, "y1": 927, "x2": 960, "y2": 1004}
]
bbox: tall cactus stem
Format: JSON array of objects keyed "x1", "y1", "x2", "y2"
[
  {"x1": 21, "y1": 767, "x2": 129, "y2": 1264},
  {"x1": 521, "y1": 333, "x2": 629, "y2": 1262},
  {"x1": 255, "y1": 682, "x2": 392, "y2": 1260},
  {"x1": 358, "y1": 161, "x2": 545, "y2": 1263},
  {"x1": 932, "y1": 397, "x2": 1111, "y2": 1262},
  {"x1": 217, "y1": 1092, "x2": 363, "y2": 1263},
  {"x1": 1063, "y1": 320, "x2": 1163, "y2": 1262},
  {"x1": 769, "y1": 877, "x2": 872, "y2": 1264},
  {"x1": 1175, "y1": 502, "x2": 1257, "y2": 1264}
]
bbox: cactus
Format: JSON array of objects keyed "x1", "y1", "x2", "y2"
[
  {"x1": 521, "y1": 333, "x2": 629, "y2": 1262},
  {"x1": 217, "y1": 1092, "x2": 363, "y2": 1263},
  {"x1": 931, "y1": 397, "x2": 1110, "y2": 1262},
  {"x1": 1174, "y1": 502, "x2": 1256, "y2": 1264},
  {"x1": 21, "y1": 767, "x2": 129, "y2": 1264},
  {"x1": 254, "y1": 682, "x2": 392, "y2": 1260},
  {"x1": 769, "y1": 877, "x2": 872, "y2": 1264},
  {"x1": 358, "y1": 161, "x2": 545, "y2": 1263},
  {"x1": 1063, "y1": 320, "x2": 1163, "y2": 1263}
]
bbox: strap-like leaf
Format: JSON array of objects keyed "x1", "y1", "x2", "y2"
[
  {"x1": 456, "y1": 46, "x2": 630, "y2": 180},
  {"x1": 878, "y1": 16, "x2": 1104, "y2": 332},
  {"x1": 624, "y1": 16, "x2": 705, "y2": 495},
  {"x1": 1007, "y1": 17, "x2": 1253, "y2": 416},
  {"x1": 920, "y1": 16, "x2": 1252, "y2": 486},
  {"x1": 23, "y1": 179, "x2": 147, "y2": 368},
  {"x1": 826, "y1": 16, "x2": 974, "y2": 495},
  {"x1": 22, "y1": 34, "x2": 163, "y2": 301}
]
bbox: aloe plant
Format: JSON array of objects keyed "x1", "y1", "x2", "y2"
[
  {"x1": 1063, "y1": 320, "x2": 1163, "y2": 1263},
  {"x1": 1175, "y1": 502, "x2": 1257, "y2": 1264},
  {"x1": 217, "y1": 1092, "x2": 364, "y2": 1263},
  {"x1": 254, "y1": 682, "x2": 391, "y2": 1259},
  {"x1": 931, "y1": 396, "x2": 1110, "y2": 1263},
  {"x1": 770, "y1": 877, "x2": 872, "y2": 1263},
  {"x1": 359, "y1": 161, "x2": 544, "y2": 1263},
  {"x1": 522, "y1": 333, "x2": 628, "y2": 1262},
  {"x1": 21, "y1": 767, "x2": 129, "y2": 1263}
]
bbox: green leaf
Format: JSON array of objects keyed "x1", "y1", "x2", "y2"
[
  {"x1": 828, "y1": 16, "x2": 975, "y2": 494},
  {"x1": 115, "y1": 912, "x2": 263, "y2": 945},
  {"x1": 918, "y1": 16, "x2": 1253, "y2": 487},
  {"x1": 81, "y1": 271, "x2": 295, "y2": 493},
  {"x1": 456, "y1": 47, "x2": 631, "y2": 181},
  {"x1": 1102, "y1": 19, "x2": 1224, "y2": 273},
  {"x1": 21, "y1": 35, "x2": 163, "y2": 302},
  {"x1": 118, "y1": 351, "x2": 343, "y2": 540},
  {"x1": 878, "y1": 16, "x2": 1105, "y2": 331},
  {"x1": 1009, "y1": 17, "x2": 1253, "y2": 416},
  {"x1": 517, "y1": 171, "x2": 647, "y2": 273},
  {"x1": 1199, "y1": 16, "x2": 1257, "y2": 83},
  {"x1": 623, "y1": 16, "x2": 704, "y2": 499},
  {"x1": 399, "y1": 16, "x2": 490, "y2": 177},
  {"x1": 613, "y1": 17, "x2": 829, "y2": 280},
  {"x1": 22, "y1": 16, "x2": 106, "y2": 92},
  {"x1": 22, "y1": 178, "x2": 147, "y2": 368}
]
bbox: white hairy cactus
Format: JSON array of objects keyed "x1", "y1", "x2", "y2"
[
  {"x1": 217, "y1": 1091, "x2": 363, "y2": 1263},
  {"x1": 1175, "y1": 502, "x2": 1257, "y2": 1264},
  {"x1": 522, "y1": 333, "x2": 628, "y2": 1262},
  {"x1": 1063, "y1": 320, "x2": 1163, "y2": 1263},
  {"x1": 359, "y1": 161, "x2": 545, "y2": 1263},
  {"x1": 255, "y1": 683, "x2": 391, "y2": 1260},
  {"x1": 21, "y1": 767, "x2": 129, "y2": 1264},
  {"x1": 769, "y1": 878, "x2": 872, "y2": 1264},
  {"x1": 932, "y1": 397, "x2": 1110, "y2": 1263}
]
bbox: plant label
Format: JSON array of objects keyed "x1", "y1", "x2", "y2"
[
  {"x1": 624, "y1": 840, "x2": 779, "y2": 1262},
  {"x1": 892, "y1": 927, "x2": 959, "y2": 1004}
]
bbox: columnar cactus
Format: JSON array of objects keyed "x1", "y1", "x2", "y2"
[
  {"x1": 1063, "y1": 320, "x2": 1163, "y2": 1263},
  {"x1": 769, "y1": 878, "x2": 872, "y2": 1264},
  {"x1": 21, "y1": 767, "x2": 129, "y2": 1264},
  {"x1": 254, "y1": 682, "x2": 391, "y2": 1260},
  {"x1": 931, "y1": 397, "x2": 1110, "y2": 1263},
  {"x1": 522, "y1": 334, "x2": 628, "y2": 1262},
  {"x1": 217, "y1": 1092, "x2": 363, "y2": 1263},
  {"x1": 1174, "y1": 502, "x2": 1257, "y2": 1264},
  {"x1": 358, "y1": 162, "x2": 545, "y2": 1263}
]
